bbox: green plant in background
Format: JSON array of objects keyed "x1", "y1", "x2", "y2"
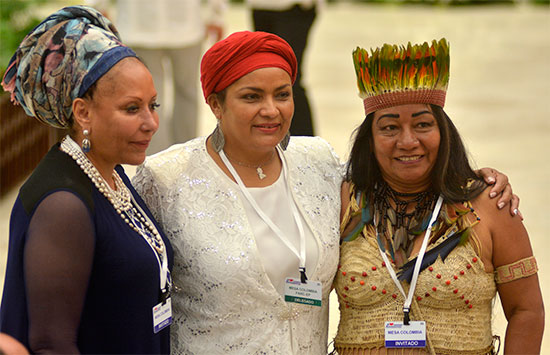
[{"x1": 0, "y1": 0, "x2": 47, "y2": 89}]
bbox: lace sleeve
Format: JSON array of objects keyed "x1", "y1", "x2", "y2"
[
  {"x1": 132, "y1": 164, "x2": 163, "y2": 224},
  {"x1": 24, "y1": 191, "x2": 95, "y2": 353},
  {"x1": 314, "y1": 136, "x2": 345, "y2": 180}
]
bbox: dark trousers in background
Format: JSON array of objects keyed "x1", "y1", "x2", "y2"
[{"x1": 252, "y1": 5, "x2": 317, "y2": 136}]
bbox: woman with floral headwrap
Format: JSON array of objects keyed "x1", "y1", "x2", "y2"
[
  {"x1": 333, "y1": 39, "x2": 543, "y2": 354},
  {"x1": 0, "y1": 6, "x2": 173, "y2": 353},
  {"x1": 132, "y1": 31, "x2": 517, "y2": 354}
]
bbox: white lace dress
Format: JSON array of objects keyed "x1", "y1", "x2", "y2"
[{"x1": 133, "y1": 136, "x2": 343, "y2": 354}]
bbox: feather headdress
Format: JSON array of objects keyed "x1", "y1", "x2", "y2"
[{"x1": 352, "y1": 38, "x2": 450, "y2": 115}]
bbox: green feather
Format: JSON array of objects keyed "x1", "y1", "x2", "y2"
[
  {"x1": 458, "y1": 227, "x2": 470, "y2": 245},
  {"x1": 351, "y1": 38, "x2": 450, "y2": 98}
]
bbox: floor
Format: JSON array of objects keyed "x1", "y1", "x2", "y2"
[{"x1": 1, "y1": 1, "x2": 548, "y2": 351}]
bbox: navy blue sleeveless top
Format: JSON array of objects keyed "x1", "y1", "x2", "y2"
[{"x1": 0, "y1": 144, "x2": 173, "y2": 354}]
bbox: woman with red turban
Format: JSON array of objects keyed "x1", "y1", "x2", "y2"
[
  {"x1": 132, "y1": 31, "x2": 517, "y2": 354},
  {"x1": 133, "y1": 30, "x2": 341, "y2": 353}
]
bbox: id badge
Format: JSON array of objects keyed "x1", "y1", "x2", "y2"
[
  {"x1": 284, "y1": 277, "x2": 322, "y2": 307},
  {"x1": 152, "y1": 297, "x2": 173, "y2": 333},
  {"x1": 385, "y1": 321, "x2": 426, "y2": 348}
]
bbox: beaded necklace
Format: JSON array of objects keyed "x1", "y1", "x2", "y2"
[
  {"x1": 373, "y1": 181, "x2": 438, "y2": 266},
  {"x1": 60, "y1": 136, "x2": 164, "y2": 255}
]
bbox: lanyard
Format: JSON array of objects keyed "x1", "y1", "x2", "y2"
[
  {"x1": 375, "y1": 194, "x2": 443, "y2": 324},
  {"x1": 219, "y1": 148, "x2": 309, "y2": 283},
  {"x1": 130, "y1": 194, "x2": 171, "y2": 295}
]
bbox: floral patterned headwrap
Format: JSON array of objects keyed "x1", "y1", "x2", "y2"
[{"x1": 1, "y1": 5, "x2": 137, "y2": 128}]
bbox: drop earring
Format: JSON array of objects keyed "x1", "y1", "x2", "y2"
[
  {"x1": 279, "y1": 132, "x2": 290, "y2": 151},
  {"x1": 211, "y1": 120, "x2": 225, "y2": 153},
  {"x1": 82, "y1": 129, "x2": 91, "y2": 153}
]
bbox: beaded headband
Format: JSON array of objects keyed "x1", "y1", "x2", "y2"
[{"x1": 353, "y1": 38, "x2": 450, "y2": 115}]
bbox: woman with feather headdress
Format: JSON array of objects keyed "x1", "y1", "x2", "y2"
[{"x1": 333, "y1": 39, "x2": 543, "y2": 354}]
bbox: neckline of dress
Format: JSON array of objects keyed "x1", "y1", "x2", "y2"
[{"x1": 204, "y1": 137, "x2": 284, "y2": 189}]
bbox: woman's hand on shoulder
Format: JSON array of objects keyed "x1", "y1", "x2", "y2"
[
  {"x1": 473, "y1": 187, "x2": 528, "y2": 268},
  {"x1": 476, "y1": 167, "x2": 521, "y2": 218}
]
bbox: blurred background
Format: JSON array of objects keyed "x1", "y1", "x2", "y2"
[{"x1": 1, "y1": 0, "x2": 549, "y2": 352}]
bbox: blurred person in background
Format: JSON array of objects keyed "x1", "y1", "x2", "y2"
[
  {"x1": 0, "y1": 6, "x2": 173, "y2": 353},
  {"x1": 247, "y1": 0, "x2": 322, "y2": 136}
]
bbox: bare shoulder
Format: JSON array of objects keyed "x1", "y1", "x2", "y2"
[
  {"x1": 471, "y1": 187, "x2": 523, "y2": 233},
  {"x1": 471, "y1": 186, "x2": 533, "y2": 268}
]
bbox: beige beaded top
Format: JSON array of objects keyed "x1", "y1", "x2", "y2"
[{"x1": 334, "y1": 189, "x2": 497, "y2": 355}]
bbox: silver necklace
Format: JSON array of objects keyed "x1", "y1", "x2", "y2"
[
  {"x1": 60, "y1": 136, "x2": 164, "y2": 254},
  {"x1": 224, "y1": 150, "x2": 276, "y2": 180}
]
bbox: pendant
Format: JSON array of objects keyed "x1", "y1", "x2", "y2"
[{"x1": 257, "y1": 167, "x2": 266, "y2": 180}]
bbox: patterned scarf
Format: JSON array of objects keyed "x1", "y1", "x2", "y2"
[{"x1": 1, "y1": 5, "x2": 136, "y2": 128}]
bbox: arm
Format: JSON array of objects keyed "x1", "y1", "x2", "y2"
[
  {"x1": 497, "y1": 271, "x2": 544, "y2": 354},
  {"x1": 24, "y1": 192, "x2": 95, "y2": 354},
  {"x1": 481, "y1": 195, "x2": 544, "y2": 354},
  {"x1": 477, "y1": 167, "x2": 520, "y2": 217},
  {"x1": 0, "y1": 333, "x2": 29, "y2": 354},
  {"x1": 206, "y1": 0, "x2": 227, "y2": 42}
]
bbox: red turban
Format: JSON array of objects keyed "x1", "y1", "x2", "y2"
[{"x1": 200, "y1": 31, "x2": 297, "y2": 101}]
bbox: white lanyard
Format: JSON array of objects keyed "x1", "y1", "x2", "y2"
[
  {"x1": 375, "y1": 195, "x2": 443, "y2": 324},
  {"x1": 219, "y1": 148, "x2": 309, "y2": 282},
  {"x1": 130, "y1": 194, "x2": 171, "y2": 294}
]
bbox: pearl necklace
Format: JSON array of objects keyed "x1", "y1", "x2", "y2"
[
  {"x1": 224, "y1": 150, "x2": 276, "y2": 180},
  {"x1": 60, "y1": 136, "x2": 164, "y2": 254}
]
